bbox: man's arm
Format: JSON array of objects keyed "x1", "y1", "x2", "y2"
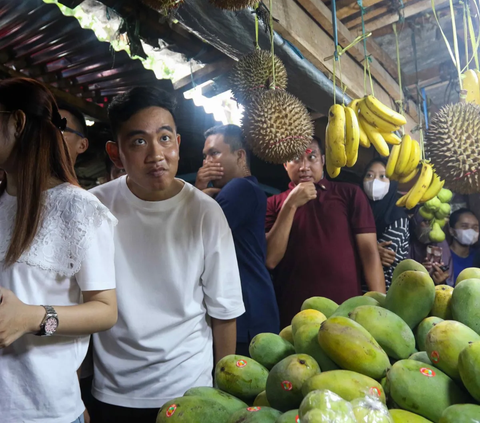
[
  {"x1": 212, "y1": 318, "x2": 237, "y2": 364},
  {"x1": 355, "y1": 233, "x2": 386, "y2": 293},
  {"x1": 266, "y1": 182, "x2": 317, "y2": 269}
]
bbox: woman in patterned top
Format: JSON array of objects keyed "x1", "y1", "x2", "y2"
[{"x1": 362, "y1": 159, "x2": 409, "y2": 289}]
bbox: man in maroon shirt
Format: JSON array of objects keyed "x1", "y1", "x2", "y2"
[{"x1": 266, "y1": 138, "x2": 385, "y2": 328}]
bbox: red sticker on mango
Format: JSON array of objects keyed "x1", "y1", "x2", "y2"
[
  {"x1": 236, "y1": 360, "x2": 247, "y2": 368},
  {"x1": 420, "y1": 367, "x2": 436, "y2": 377},
  {"x1": 281, "y1": 380, "x2": 293, "y2": 391},
  {"x1": 431, "y1": 351, "x2": 440, "y2": 363},
  {"x1": 166, "y1": 405, "x2": 177, "y2": 417},
  {"x1": 247, "y1": 407, "x2": 261, "y2": 412},
  {"x1": 369, "y1": 387, "x2": 381, "y2": 397}
]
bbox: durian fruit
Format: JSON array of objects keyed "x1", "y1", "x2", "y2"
[
  {"x1": 242, "y1": 90, "x2": 314, "y2": 164},
  {"x1": 141, "y1": 0, "x2": 183, "y2": 14},
  {"x1": 229, "y1": 50, "x2": 288, "y2": 105},
  {"x1": 209, "y1": 0, "x2": 257, "y2": 10},
  {"x1": 426, "y1": 102, "x2": 480, "y2": 194}
]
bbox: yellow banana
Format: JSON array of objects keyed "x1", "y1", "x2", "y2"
[
  {"x1": 402, "y1": 139, "x2": 421, "y2": 176},
  {"x1": 381, "y1": 132, "x2": 402, "y2": 145},
  {"x1": 462, "y1": 69, "x2": 480, "y2": 105},
  {"x1": 405, "y1": 162, "x2": 434, "y2": 210},
  {"x1": 344, "y1": 106, "x2": 360, "y2": 168},
  {"x1": 349, "y1": 99, "x2": 370, "y2": 148},
  {"x1": 359, "y1": 99, "x2": 400, "y2": 133},
  {"x1": 364, "y1": 95, "x2": 407, "y2": 127},
  {"x1": 360, "y1": 117, "x2": 390, "y2": 157},
  {"x1": 398, "y1": 167, "x2": 419, "y2": 184},
  {"x1": 395, "y1": 134, "x2": 413, "y2": 176},
  {"x1": 396, "y1": 193, "x2": 409, "y2": 208},
  {"x1": 326, "y1": 104, "x2": 347, "y2": 167},
  {"x1": 326, "y1": 159, "x2": 341, "y2": 178},
  {"x1": 386, "y1": 144, "x2": 401, "y2": 178},
  {"x1": 420, "y1": 172, "x2": 445, "y2": 202}
]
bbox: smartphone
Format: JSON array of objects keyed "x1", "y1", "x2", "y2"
[
  {"x1": 427, "y1": 246, "x2": 443, "y2": 263},
  {"x1": 439, "y1": 265, "x2": 450, "y2": 272}
]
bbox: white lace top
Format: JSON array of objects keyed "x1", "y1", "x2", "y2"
[{"x1": 0, "y1": 183, "x2": 117, "y2": 423}]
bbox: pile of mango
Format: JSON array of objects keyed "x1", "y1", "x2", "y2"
[{"x1": 156, "y1": 260, "x2": 480, "y2": 423}]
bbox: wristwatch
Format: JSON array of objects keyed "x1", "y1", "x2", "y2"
[{"x1": 35, "y1": 305, "x2": 59, "y2": 336}]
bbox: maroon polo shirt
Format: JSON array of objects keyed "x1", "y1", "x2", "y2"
[{"x1": 266, "y1": 179, "x2": 376, "y2": 328}]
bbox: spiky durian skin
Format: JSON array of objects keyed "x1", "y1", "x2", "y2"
[
  {"x1": 141, "y1": 0, "x2": 182, "y2": 12},
  {"x1": 229, "y1": 50, "x2": 288, "y2": 105},
  {"x1": 210, "y1": 0, "x2": 258, "y2": 10},
  {"x1": 426, "y1": 102, "x2": 480, "y2": 194},
  {"x1": 242, "y1": 90, "x2": 314, "y2": 164}
]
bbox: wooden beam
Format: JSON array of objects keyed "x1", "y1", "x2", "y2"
[
  {"x1": 346, "y1": 5, "x2": 390, "y2": 30},
  {"x1": 0, "y1": 64, "x2": 108, "y2": 121},
  {"x1": 294, "y1": 0, "x2": 417, "y2": 121},
  {"x1": 335, "y1": 0, "x2": 384, "y2": 20},
  {"x1": 173, "y1": 57, "x2": 234, "y2": 93},
  {"x1": 404, "y1": 61, "x2": 456, "y2": 88}
]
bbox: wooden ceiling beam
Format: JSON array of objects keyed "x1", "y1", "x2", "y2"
[{"x1": 335, "y1": 0, "x2": 385, "y2": 20}]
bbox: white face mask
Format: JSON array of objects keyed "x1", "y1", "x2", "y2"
[
  {"x1": 453, "y1": 228, "x2": 479, "y2": 246},
  {"x1": 363, "y1": 179, "x2": 390, "y2": 201}
]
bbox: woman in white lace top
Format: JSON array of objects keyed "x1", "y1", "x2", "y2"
[{"x1": 0, "y1": 78, "x2": 118, "y2": 423}]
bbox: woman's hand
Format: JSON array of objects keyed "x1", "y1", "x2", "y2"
[
  {"x1": 378, "y1": 241, "x2": 396, "y2": 267},
  {"x1": 431, "y1": 263, "x2": 450, "y2": 285}
]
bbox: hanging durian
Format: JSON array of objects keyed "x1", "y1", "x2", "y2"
[
  {"x1": 210, "y1": 0, "x2": 257, "y2": 10},
  {"x1": 229, "y1": 50, "x2": 288, "y2": 105},
  {"x1": 242, "y1": 90, "x2": 314, "y2": 164},
  {"x1": 141, "y1": 0, "x2": 183, "y2": 14},
  {"x1": 426, "y1": 102, "x2": 480, "y2": 194}
]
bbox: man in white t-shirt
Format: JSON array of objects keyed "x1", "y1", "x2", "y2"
[{"x1": 89, "y1": 87, "x2": 245, "y2": 423}]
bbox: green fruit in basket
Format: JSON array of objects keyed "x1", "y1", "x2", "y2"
[
  {"x1": 253, "y1": 391, "x2": 270, "y2": 407},
  {"x1": 430, "y1": 285, "x2": 453, "y2": 320},
  {"x1": 416, "y1": 317, "x2": 444, "y2": 351},
  {"x1": 391, "y1": 259, "x2": 429, "y2": 282},
  {"x1": 330, "y1": 296, "x2": 379, "y2": 318},
  {"x1": 279, "y1": 325, "x2": 294, "y2": 345},
  {"x1": 318, "y1": 317, "x2": 391, "y2": 379},
  {"x1": 363, "y1": 291, "x2": 387, "y2": 307},
  {"x1": 429, "y1": 222, "x2": 446, "y2": 243},
  {"x1": 215, "y1": 355, "x2": 269, "y2": 403},
  {"x1": 294, "y1": 323, "x2": 339, "y2": 371},
  {"x1": 249, "y1": 333, "x2": 295, "y2": 370},
  {"x1": 157, "y1": 396, "x2": 230, "y2": 423},
  {"x1": 302, "y1": 408, "x2": 355, "y2": 423},
  {"x1": 349, "y1": 305, "x2": 416, "y2": 360},
  {"x1": 301, "y1": 297, "x2": 339, "y2": 318},
  {"x1": 266, "y1": 354, "x2": 320, "y2": 412},
  {"x1": 409, "y1": 351, "x2": 433, "y2": 366},
  {"x1": 299, "y1": 389, "x2": 354, "y2": 420},
  {"x1": 387, "y1": 359, "x2": 472, "y2": 422},
  {"x1": 228, "y1": 406, "x2": 282, "y2": 423},
  {"x1": 456, "y1": 267, "x2": 480, "y2": 284},
  {"x1": 437, "y1": 188, "x2": 453, "y2": 203},
  {"x1": 419, "y1": 206, "x2": 435, "y2": 220},
  {"x1": 423, "y1": 196, "x2": 442, "y2": 212},
  {"x1": 389, "y1": 409, "x2": 433, "y2": 423},
  {"x1": 439, "y1": 404, "x2": 480, "y2": 423},
  {"x1": 275, "y1": 410, "x2": 299, "y2": 423},
  {"x1": 434, "y1": 203, "x2": 451, "y2": 219},
  {"x1": 302, "y1": 370, "x2": 386, "y2": 404},
  {"x1": 386, "y1": 270, "x2": 435, "y2": 329},
  {"x1": 183, "y1": 387, "x2": 247, "y2": 413},
  {"x1": 351, "y1": 397, "x2": 391, "y2": 423},
  {"x1": 432, "y1": 218, "x2": 447, "y2": 228},
  {"x1": 291, "y1": 310, "x2": 326, "y2": 336},
  {"x1": 451, "y1": 278, "x2": 480, "y2": 334},
  {"x1": 458, "y1": 340, "x2": 480, "y2": 402}
]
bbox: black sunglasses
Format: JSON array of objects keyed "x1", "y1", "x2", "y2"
[{"x1": 62, "y1": 127, "x2": 85, "y2": 138}]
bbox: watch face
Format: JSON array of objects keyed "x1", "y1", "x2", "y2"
[{"x1": 44, "y1": 317, "x2": 58, "y2": 335}]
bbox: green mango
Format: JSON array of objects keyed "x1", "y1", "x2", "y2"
[
  {"x1": 387, "y1": 359, "x2": 472, "y2": 422},
  {"x1": 294, "y1": 323, "x2": 339, "y2": 371},
  {"x1": 389, "y1": 409, "x2": 434, "y2": 423},
  {"x1": 424, "y1": 197, "x2": 442, "y2": 212},
  {"x1": 429, "y1": 222, "x2": 446, "y2": 243},
  {"x1": 279, "y1": 326, "x2": 294, "y2": 345},
  {"x1": 299, "y1": 389, "x2": 355, "y2": 420},
  {"x1": 458, "y1": 340, "x2": 480, "y2": 402},
  {"x1": 351, "y1": 398, "x2": 392, "y2": 423},
  {"x1": 253, "y1": 391, "x2": 270, "y2": 407},
  {"x1": 437, "y1": 188, "x2": 452, "y2": 204},
  {"x1": 301, "y1": 297, "x2": 339, "y2": 318},
  {"x1": 266, "y1": 354, "x2": 320, "y2": 412},
  {"x1": 330, "y1": 296, "x2": 379, "y2": 318},
  {"x1": 249, "y1": 333, "x2": 296, "y2": 370},
  {"x1": 416, "y1": 317, "x2": 444, "y2": 351},
  {"x1": 452, "y1": 278, "x2": 480, "y2": 334},
  {"x1": 302, "y1": 370, "x2": 386, "y2": 404},
  {"x1": 386, "y1": 270, "x2": 435, "y2": 328},
  {"x1": 301, "y1": 409, "x2": 355, "y2": 423},
  {"x1": 419, "y1": 206, "x2": 435, "y2": 220},
  {"x1": 275, "y1": 410, "x2": 299, "y2": 423},
  {"x1": 317, "y1": 317, "x2": 391, "y2": 379},
  {"x1": 439, "y1": 404, "x2": 480, "y2": 423},
  {"x1": 364, "y1": 291, "x2": 387, "y2": 307},
  {"x1": 291, "y1": 310, "x2": 327, "y2": 336},
  {"x1": 430, "y1": 285, "x2": 453, "y2": 320},
  {"x1": 156, "y1": 396, "x2": 230, "y2": 423},
  {"x1": 228, "y1": 407, "x2": 282, "y2": 423},
  {"x1": 392, "y1": 259, "x2": 429, "y2": 282},
  {"x1": 456, "y1": 268, "x2": 480, "y2": 284},
  {"x1": 409, "y1": 351, "x2": 433, "y2": 366},
  {"x1": 183, "y1": 387, "x2": 247, "y2": 413},
  {"x1": 425, "y1": 320, "x2": 480, "y2": 381},
  {"x1": 215, "y1": 355, "x2": 269, "y2": 403},
  {"x1": 349, "y1": 305, "x2": 416, "y2": 359}
]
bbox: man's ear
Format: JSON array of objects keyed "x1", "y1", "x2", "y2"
[
  {"x1": 78, "y1": 138, "x2": 89, "y2": 154},
  {"x1": 106, "y1": 141, "x2": 124, "y2": 169},
  {"x1": 176, "y1": 133, "x2": 181, "y2": 147},
  {"x1": 237, "y1": 149, "x2": 247, "y2": 164}
]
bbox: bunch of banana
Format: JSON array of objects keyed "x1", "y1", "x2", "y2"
[
  {"x1": 462, "y1": 69, "x2": 480, "y2": 105},
  {"x1": 385, "y1": 134, "x2": 421, "y2": 182},
  {"x1": 325, "y1": 103, "x2": 360, "y2": 178},
  {"x1": 396, "y1": 162, "x2": 445, "y2": 210},
  {"x1": 349, "y1": 95, "x2": 406, "y2": 157}
]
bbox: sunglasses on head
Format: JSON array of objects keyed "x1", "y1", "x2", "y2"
[{"x1": 62, "y1": 127, "x2": 85, "y2": 138}]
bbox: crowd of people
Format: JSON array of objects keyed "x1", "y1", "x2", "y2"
[{"x1": 0, "y1": 77, "x2": 479, "y2": 423}]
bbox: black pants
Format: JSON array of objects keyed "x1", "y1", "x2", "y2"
[{"x1": 90, "y1": 397, "x2": 159, "y2": 423}]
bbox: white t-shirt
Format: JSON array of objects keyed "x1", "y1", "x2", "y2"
[
  {"x1": 90, "y1": 177, "x2": 245, "y2": 408},
  {"x1": 0, "y1": 183, "x2": 117, "y2": 423}
]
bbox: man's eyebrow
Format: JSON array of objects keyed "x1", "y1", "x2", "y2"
[{"x1": 158, "y1": 125, "x2": 174, "y2": 133}]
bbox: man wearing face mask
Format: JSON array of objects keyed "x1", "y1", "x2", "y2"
[
  {"x1": 362, "y1": 159, "x2": 409, "y2": 289},
  {"x1": 449, "y1": 208, "x2": 479, "y2": 284}
]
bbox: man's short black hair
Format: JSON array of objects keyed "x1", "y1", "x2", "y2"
[
  {"x1": 311, "y1": 136, "x2": 324, "y2": 155},
  {"x1": 57, "y1": 102, "x2": 87, "y2": 137},
  {"x1": 450, "y1": 208, "x2": 477, "y2": 228},
  {"x1": 204, "y1": 124, "x2": 251, "y2": 165},
  {"x1": 108, "y1": 86, "x2": 177, "y2": 139}
]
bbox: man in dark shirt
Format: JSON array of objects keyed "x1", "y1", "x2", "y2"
[
  {"x1": 266, "y1": 138, "x2": 385, "y2": 328},
  {"x1": 196, "y1": 124, "x2": 280, "y2": 355}
]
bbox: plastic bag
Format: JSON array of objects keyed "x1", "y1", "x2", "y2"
[
  {"x1": 299, "y1": 389, "x2": 356, "y2": 423},
  {"x1": 350, "y1": 396, "x2": 394, "y2": 423}
]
